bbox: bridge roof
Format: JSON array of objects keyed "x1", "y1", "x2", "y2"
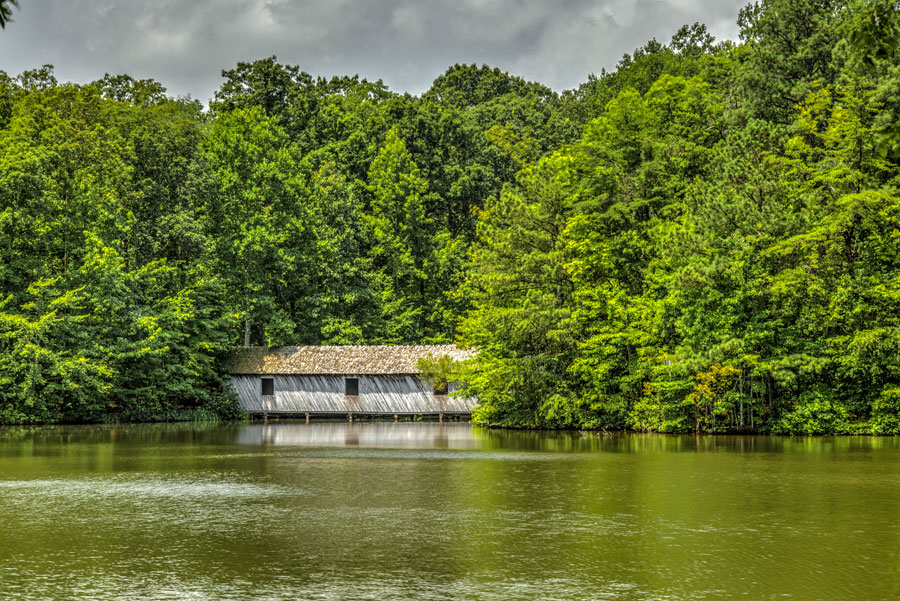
[{"x1": 227, "y1": 345, "x2": 474, "y2": 376}]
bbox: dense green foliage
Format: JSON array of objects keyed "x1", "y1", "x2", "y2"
[
  {"x1": 460, "y1": 0, "x2": 900, "y2": 434},
  {"x1": 0, "y1": 55, "x2": 577, "y2": 423},
  {"x1": 1, "y1": 0, "x2": 898, "y2": 432}
]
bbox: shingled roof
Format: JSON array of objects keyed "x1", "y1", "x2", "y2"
[{"x1": 227, "y1": 345, "x2": 475, "y2": 375}]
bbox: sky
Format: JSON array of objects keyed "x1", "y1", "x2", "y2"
[{"x1": 0, "y1": 0, "x2": 749, "y2": 103}]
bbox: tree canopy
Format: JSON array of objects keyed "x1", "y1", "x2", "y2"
[{"x1": 1, "y1": 0, "x2": 900, "y2": 432}]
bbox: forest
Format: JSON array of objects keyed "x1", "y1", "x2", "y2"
[{"x1": 0, "y1": 0, "x2": 899, "y2": 432}]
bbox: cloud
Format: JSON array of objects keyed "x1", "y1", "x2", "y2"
[{"x1": 0, "y1": 0, "x2": 748, "y2": 103}]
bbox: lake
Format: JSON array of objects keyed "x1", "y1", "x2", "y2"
[{"x1": 1, "y1": 421, "x2": 898, "y2": 600}]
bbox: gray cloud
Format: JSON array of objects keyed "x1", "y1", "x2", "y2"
[{"x1": 0, "y1": 0, "x2": 748, "y2": 103}]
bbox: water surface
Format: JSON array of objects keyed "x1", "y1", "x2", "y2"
[{"x1": 1, "y1": 422, "x2": 898, "y2": 600}]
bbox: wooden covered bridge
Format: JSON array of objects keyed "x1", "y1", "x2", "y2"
[{"x1": 228, "y1": 345, "x2": 476, "y2": 418}]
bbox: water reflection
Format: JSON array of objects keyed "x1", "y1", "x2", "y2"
[
  {"x1": 4, "y1": 420, "x2": 900, "y2": 455},
  {"x1": 233, "y1": 421, "x2": 900, "y2": 455},
  {"x1": 1, "y1": 422, "x2": 900, "y2": 601},
  {"x1": 237, "y1": 421, "x2": 476, "y2": 449}
]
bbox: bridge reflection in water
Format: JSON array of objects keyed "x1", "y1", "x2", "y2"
[{"x1": 235, "y1": 421, "x2": 479, "y2": 449}]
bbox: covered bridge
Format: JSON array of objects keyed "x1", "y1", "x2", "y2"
[{"x1": 228, "y1": 345, "x2": 476, "y2": 416}]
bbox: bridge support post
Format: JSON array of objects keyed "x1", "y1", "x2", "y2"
[
  {"x1": 348, "y1": 413, "x2": 353, "y2": 423},
  {"x1": 439, "y1": 413, "x2": 444, "y2": 422},
  {"x1": 394, "y1": 414, "x2": 399, "y2": 422},
  {"x1": 305, "y1": 413, "x2": 310, "y2": 423}
]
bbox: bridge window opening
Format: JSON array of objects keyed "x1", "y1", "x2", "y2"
[
  {"x1": 345, "y1": 377, "x2": 359, "y2": 396},
  {"x1": 433, "y1": 382, "x2": 448, "y2": 396},
  {"x1": 261, "y1": 378, "x2": 275, "y2": 396}
]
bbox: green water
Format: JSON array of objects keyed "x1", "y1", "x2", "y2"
[{"x1": 1, "y1": 422, "x2": 899, "y2": 600}]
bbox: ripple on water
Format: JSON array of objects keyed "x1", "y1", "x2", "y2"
[
  {"x1": 0, "y1": 473, "x2": 296, "y2": 536},
  {"x1": 0, "y1": 473, "x2": 281, "y2": 499},
  {"x1": 0, "y1": 569, "x2": 654, "y2": 601}
]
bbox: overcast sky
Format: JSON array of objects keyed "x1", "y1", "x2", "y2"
[{"x1": 0, "y1": 0, "x2": 749, "y2": 103}]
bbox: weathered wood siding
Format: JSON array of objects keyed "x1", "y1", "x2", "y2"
[{"x1": 231, "y1": 374, "x2": 475, "y2": 415}]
